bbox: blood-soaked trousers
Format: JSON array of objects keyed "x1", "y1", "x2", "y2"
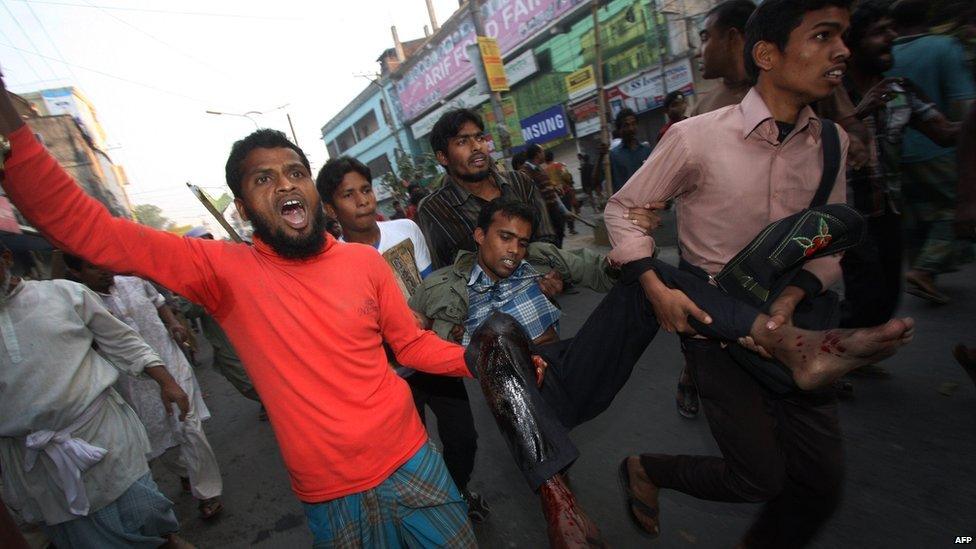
[{"x1": 464, "y1": 260, "x2": 758, "y2": 491}]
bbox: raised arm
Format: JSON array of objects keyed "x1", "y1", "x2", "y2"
[{"x1": 0, "y1": 78, "x2": 222, "y2": 310}]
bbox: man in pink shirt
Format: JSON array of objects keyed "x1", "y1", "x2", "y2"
[{"x1": 608, "y1": 0, "x2": 888, "y2": 545}]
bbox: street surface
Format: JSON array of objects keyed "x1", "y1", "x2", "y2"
[{"x1": 161, "y1": 216, "x2": 976, "y2": 548}]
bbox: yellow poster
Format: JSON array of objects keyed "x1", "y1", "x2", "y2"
[
  {"x1": 565, "y1": 66, "x2": 597, "y2": 101},
  {"x1": 477, "y1": 37, "x2": 509, "y2": 92}
]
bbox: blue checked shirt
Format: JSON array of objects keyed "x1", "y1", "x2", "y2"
[{"x1": 463, "y1": 261, "x2": 561, "y2": 345}]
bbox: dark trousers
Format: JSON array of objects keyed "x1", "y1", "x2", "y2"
[
  {"x1": 642, "y1": 339, "x2": 844, "y2": 548},
  {"x1": 548, "y1": 204, "x2": 566, "y2": 248},
  {"x1": 471, "y1": 261, "x2": 759, "y2": 490},
  {"x1": 406, "y1": 372, "x2": 478, "y2": 491},
  {"x1": 840, "y1": 207, "x2": 903, "y2": 328}
]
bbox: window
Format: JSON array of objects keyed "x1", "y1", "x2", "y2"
[
  {"x1": 353, "y1": 111, "x2": 380, "y2": 141},
  {"x1": 326, "y1": 140, "x2": 340, "y2": 159},
  {"x1": 365, "y1": 154, "x2": 393, "y2": 181},
  {"x1": 335, "y1": 127, "x2": 357, "y2": 154}
]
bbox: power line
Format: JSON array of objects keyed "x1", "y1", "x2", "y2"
[
  {"x1": 13, "y1": 0, "x2": 302, "y2": 21},
  {"x1": 1, "y1": 0, "x2": 61, "y2": 80},
  {"x1": 0, "y1": 41, "x2": 211, "y2": 104},
  {"x1": 77, "y1": 0, "x2": 236, "y2": 81},
  {"x1": 22, "y1": 0, "x2": 82, "y2": 86},
  {"x1": 0, "y1": 26, "x2": 45, "y2": 83}
]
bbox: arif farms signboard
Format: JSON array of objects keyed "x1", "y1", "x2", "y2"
[{"x1": 396, "y1": 0, "x2": 588, "y2": 121}]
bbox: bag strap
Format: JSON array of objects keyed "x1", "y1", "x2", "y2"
[{"x1": 809, "y1": 119, "x2": 841, "y2": 208}]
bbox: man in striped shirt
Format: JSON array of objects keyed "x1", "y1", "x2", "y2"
[{"x1": 416, "y1": 109, "x2": 559, "y2": 269}]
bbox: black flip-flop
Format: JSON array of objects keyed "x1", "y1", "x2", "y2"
[{"x1": 617, "y1": 458, "x2": 659, "y2": 538}]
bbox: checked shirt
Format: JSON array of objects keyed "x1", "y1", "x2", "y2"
[{"x1": 463, "y1": 261, "x2": 560, "y2": 345}]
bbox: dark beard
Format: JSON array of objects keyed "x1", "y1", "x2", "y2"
[
  {"x1": 248, "y1": 205, "x2": 327, "y2": 260},
  {"x1": 455, "y1": 168, "x2": 491, "y2": 183}
]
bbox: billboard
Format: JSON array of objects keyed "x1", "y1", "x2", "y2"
[
  {"x1": 565, "y1": 67, "x2": 597, "y2": 102},
  {"x1": 409, "y1": 49, "x2": 538, "y2": 139},
  {"x1": 520, "y1": 104, "x2": 570, "y2": 145},
  {"x1": 396, "y1": 0, "x2": 587, "y2": 121},
  {"x1": 478, "y1": 37, "x2": 509, "y2": 92},
  {"x1": 606, "y1": 59, "x2": 695, "y2": 115}
]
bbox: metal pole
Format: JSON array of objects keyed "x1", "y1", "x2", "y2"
[
  {"x1": 592, "y1": 0, "x2": 612, "y2": 197},
  {"x1": 469, "y1": 0, "x2": 511, "y2": 158},
  {"x1": 655, "y1": 1, "x2": 669, "y2": 100},
  {"x1": 286, "y1": 113, "x2": 300, "y2": 147}
]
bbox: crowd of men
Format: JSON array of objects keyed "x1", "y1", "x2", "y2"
[{"x1": 0, "y1": 0, "x2": 973, "y2": 547}]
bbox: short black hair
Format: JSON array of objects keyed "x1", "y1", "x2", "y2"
[
  {"x1": 614, "y1": 108, "x2": 638, "y2": 129},
  {"x1": 848, "y1": 0, "x2": 891, "y2": 52},
  {"x1": 743, "y1": 0, "x2": 854, "y2": 84},
  {"x1": 707, "y1": 0, "x2": 757, "y2": 33},
  {"x1": 224, "y1": 129, "x2": 311, "y2": 199},
  {"x1": 476, "y1": 198, "x2": 538, "y2": 235},
  {"x1": 316, "y1": 156, "x2": 372, "y2": 205},
  {"x1": 525, "y1": 143, "x2": 544, "y2": 161},
  {"x1": 430, "y1": 108, "x2": 485, "y2": 156},
  {"x1": 511, "y1": 150, "x2": 527, "y2": 171},
  {"x1": 664, "y1": 90, "x2": 686, "y2": 109},
  {"x1": 544, "y1": 149, "x2": 554, "y2": 162}
]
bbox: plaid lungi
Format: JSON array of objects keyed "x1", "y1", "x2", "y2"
[
  {"x1": 303, "y1": 441, "x2": 477, "y2": 548},
  {"x1": 42, "y1": 473, "x2": 179, "y2": 549}
]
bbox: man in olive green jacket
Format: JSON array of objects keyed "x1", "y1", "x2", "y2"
[{"x1": 409, "y1": 242, "x2": 616, "y2": 343}]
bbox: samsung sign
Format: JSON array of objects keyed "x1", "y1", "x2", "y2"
[{"x1": 520, "y1": 105, "x2": 569, "y2": 145}]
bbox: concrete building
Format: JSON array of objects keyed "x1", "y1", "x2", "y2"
[{"x1": 320, "y1": 36, "x2": 426, "y2": 209}]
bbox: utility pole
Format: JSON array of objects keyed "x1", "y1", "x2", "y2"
[
  {"x1": 286, "y1": 113, "x2": 300, "y2": 147},
  {"x1": 591, "y1": 0, "x2": 612, "y2": 195},
  {"x1": 655, "y1": 0, "x2": 670, "y2": 100},
  {"x1": 468, "y1": 0, "x2": 512, "y2": 157}
]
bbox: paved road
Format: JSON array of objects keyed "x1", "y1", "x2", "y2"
[{"x1": 166, "y1": 229, "x2": 976, "y2": 548}]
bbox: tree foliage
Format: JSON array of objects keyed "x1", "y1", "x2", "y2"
[{"x1": 132, "y1": 204, "x2": 173, "y2": 230}]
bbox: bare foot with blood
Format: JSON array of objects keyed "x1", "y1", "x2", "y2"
[{"x1": 748, "y1": 317, "x2": 915, "y2": 390}]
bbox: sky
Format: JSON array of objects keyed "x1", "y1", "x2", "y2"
[{"x1": 0, "y1": 0, "x2": 460, "y2": 228}]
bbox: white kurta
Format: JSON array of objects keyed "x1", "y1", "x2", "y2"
[
  {"x1": 99, "y1": 276, "x2": 221, "y2": 500},
  {"x1": 0, "y1": 280, "x2": 162, "y2": 525}
]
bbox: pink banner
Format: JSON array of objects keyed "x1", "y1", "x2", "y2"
[{"x1": 396, "y1": 0, "x2": 587, "y2": 121}]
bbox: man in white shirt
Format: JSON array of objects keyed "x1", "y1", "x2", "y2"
[
  {"x1": 64, "y1": 255, "x2": 225, "y2": 521},
  {"x1": 316, "y1": 156, "x2": 489, "y2": 523},
  {"x1": 0, "y1": 242, "x2": 191, "y2": 547}
]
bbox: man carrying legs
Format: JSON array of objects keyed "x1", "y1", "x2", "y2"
[
  {"x1": 414, "y1": 198, "x2": 913, "y2": 548},
  {"x1": 605, "y1": 1, "x2": 899, "y2": 545}
]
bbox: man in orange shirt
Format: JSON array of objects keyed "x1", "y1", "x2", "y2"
[{"x1": 0, "y1": 75, "x2": 476, "y2": 547}]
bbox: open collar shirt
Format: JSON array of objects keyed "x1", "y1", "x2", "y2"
[
  {"x1": 606, "y1": 87, "x2": 848, "y2": 290},
  {"x1": 463, "y1": 261, "x2": 560, "y2": 346}
]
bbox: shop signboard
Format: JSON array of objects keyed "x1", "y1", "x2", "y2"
[
  {"x1": 481, "y1": 95, "x2": 524, "y2": 149},
  {"x1": 605, "y1": 59, "x2": 694, "y2": 115},
  {"x1": 396, "y1": 0, "x2": 587, "y2": 121},
  {"x1": 520, "y1": 104, "x2": 570, "y2": 145},
  {"x1": 409, "y1": 50, "x2": 538, "y2": 140},
  {"x1": 565, "y1": 66, "x2": 596, "y2": 102},
  {"x1": 569, "y1": 96, "x2": 601, "y2": 137},
  {"x1": 478, "y1": 37, "x2": 509, "y2": 91}
]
